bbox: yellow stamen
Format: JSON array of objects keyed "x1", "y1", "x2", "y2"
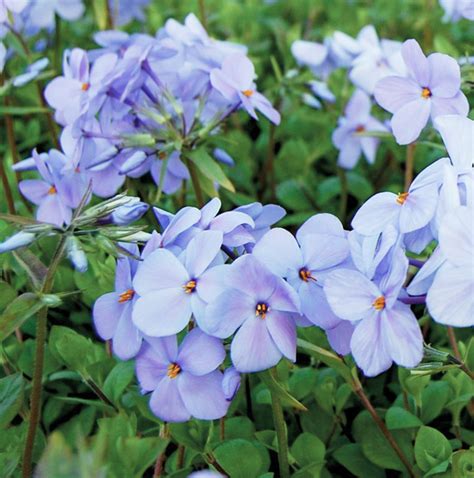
[
  {"x1": 242, "y1": 89, "x2": 254, "y2": 97},
  {"x1": 299, "y1": 268, "x2": 315, "y2": 282},
  {"x1": 372, "y1": 296, "x2": 386, "y2": 311},
  {"x1": 48, "y1": 185, "x2": 57, "y2": 195},
  {"x1": 255, "y1": 302, "x2": 269, "y2": 319},
  {"x1": 396, "y1": 192, "x2": 409, "y2": 205},
  {"x1": 81, "y1": 82, "x2": 90, "y2": 91},
  {"x1": 167, "y1": 363, "x2": 181, "y2": 379},
  {"x1": 421, "y1": 87, "x2": 432, "y2": 99},
  {"x1": 183, "y1": 280, "x2": 197, "y2": 294},
  {"x1": 118, "y1": 289, "x2": 135, "y2": 303}
]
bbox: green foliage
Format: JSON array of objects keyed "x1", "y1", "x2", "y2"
[{"x1": 0, "y1": 0, "x2": 472, "y2": 477}]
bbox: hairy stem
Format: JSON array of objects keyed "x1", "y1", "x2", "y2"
[
  {"x1": 268, "y1": 368, "x2": 290, "y2": 478},
  {"x1": 404, "y1": 143, "x2": 416, "y2": 191},
  {"x1": 447, "y1": 326, "x2": 461, "y2": 361},
  {"x1": 354, "y1": 384, "x2": 417, "y2": 478},
  {"x1": 198, "y1": 0, "x2": 207, "y2": 29},
  {"x1": 337, "y1": 167, "x2": 348, "y2": 224},
  {"x1": 22, "y1": 235, "x2": 68, "y2": 478},
  {"x1": 184, "y1": 158, "x2": 205, "y2": 207}
]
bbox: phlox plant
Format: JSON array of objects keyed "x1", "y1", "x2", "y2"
[{"x1": 0, "y1": 1, "x2": 472, "y2": 478}]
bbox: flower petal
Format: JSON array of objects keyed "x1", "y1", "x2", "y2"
[
  {"x1": 177, "y1": 328, "x2": 225, "y2": 376},
  {"x1": 390, "y1": 98, "x2": 431, "y2": 145},
  {"x1": 231, "y1": 317, "x2": 282, "y2": 372},
  {"x1": 149, "y1": 377, "x2": 191, "y2": 422},
  {"x1": 132, "y1": 288, "x2": 192, "y2": 336}
]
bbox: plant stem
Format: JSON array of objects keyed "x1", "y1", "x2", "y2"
[
  {"x1": 337, "y1": 167, "x2": 348, "y2": 224},
  {"x1": 54, "y1": 15, "x2": 61, "y2": 73},
  {"x1": 268, "y1": 368, "x2": 290, "y2": 478},
  {"x1": 0, "y1": 153, "x2": 15, "y2": 214},
  {"x1": 353, "y1": 384, "x2": 417, "y2": 478},
  {"x1": 176, "y1": 444, "x2": 185, "y2": 469},
  {"x1": 184, "y1": 158, "x2": 204, "y2": 207},
  {"x1": 219, "y1": 417, "x2": 225, "y2": 441},
  {"x1": 404, "y1": 143, "x2": 416, "y2": 191},
  {"x1": 22, "y1": 234, "x2": 68, "y2": 478},
  {"x1": 447, "y1": 326, "x2": 461, "y2": 361},
  {"x1": 198, "y1": 0, "x2": 207, "y2": 29}
]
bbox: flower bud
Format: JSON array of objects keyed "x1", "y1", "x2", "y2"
[
  {"x1": 110, "y1": 198, "x2": 149, "y2": 225},
  {"x1": 66, "y1": 236, "x2": 88, "y2": 273},
  {"x1": 0, "y1": 231, "x2": 36, "y2": 253}
]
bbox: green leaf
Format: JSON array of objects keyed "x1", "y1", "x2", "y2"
[
  {"x1": 414, "y1": 426, "x2": 451, "y2": 473},
  {"x1": 103, "y1": 361, "x2": 135, "y2": 404},
  {"x1": 353, "y1": 410, "x2": 414, "y2": 472},
  {"x1": 0, "y1": 106, "x2": 51, "y2": 115},
  {"x1": 224, "y1": 417, "x2": 256, "y2": 441},
  {"x1": 277, "y1": 179, "x2": 314, "y2": 211},
  {"x1": 452, "y1": 449, "x2": 474, "y2": 478},
  {"x1": 187, "y1": 149, "x2": 235, "y2": 192},
  {"x1": 12, "y1": 249, "x2": 48, "y2": 289},
  {"x1": 169, "y1": 421, "x2": 212, "y2": 452},
  {"x1": 421, "y1": 381, "x2": 450, "y2": 424},
  {"x1": 386, "y1": 406, "x2": 423, "y2": 430},
  {"x1": 0, "y1": 374, "x2": 24, "y2": 428},
  {"x1": 0, "y1": 292, "x2": 43, "y2": 342},
  {"x1": 213, "y1": 439, "x2": 269, "y2": 478},
  {"x1": 259, "y1": 370, "x2": 307, "y2": 411},
  {"x1": 49, "y1": 325, "x2": 107, "y2": 377},
  {"x1": 0, "y1": 281, "x2": 16, "y2": 312},
  {"x1": 333, "y1": 444, "x2": 385, "y2": 478},
  {"x1": 291, "y1": 432, "x2": 325, "y2": 468}
]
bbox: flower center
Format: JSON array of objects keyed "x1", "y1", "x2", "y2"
[
  {"x1": 421, "y1": 87, "x2": 431, "y2": 99},
  {"x1": 167, "y1": 363, "x2": 181, "y2": 379},
  {"x1": 158, "y1": 151, "x2": 167, "y2": 160},
  {"x1": 183, "y1": 279, "x2": 197, "y2": 294},
  {"x1": 242, "y1": 89, "x2": 254, "y2": 97},
  {"x1": 355, "y1": 125, "x2": 365, "y2": 133},
  {"x1": 372, "y1": 296, "x2": 386, "y2": 311},
  {"x1": 396, "y1": 192, "x2": 409, "y2": 205},
  {"x1": 299, "y1": 268, "x2": 315, "y2": 282},
  {"x1": 81, "y1": 82, "x2": 90, "y2": 91},
  {"x1": 48, "y1": 185, "x2": 57, "y2": 195},
  {"x1": 118, "y1": 289, "x2": 135, "y2": 303},
  {"x1": 255, "y1": 302, "x2": 269, "y2": 319}
]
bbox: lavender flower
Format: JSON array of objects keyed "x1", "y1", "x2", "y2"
[
  {"x1": 132, "y1": 230, "x2": 224, "y2": 336},
  {"x1": 135, "y1": 328, "x2": 229, "y2": 422},
  {"x1": 332, "y1": 90, "x2": 388, "y2": 169},
  {"x1": 210, "y1": 52, "x2": 281, "y2": 124},
  {"x1": 202, "y1": 255, "x2": 300, "y2": 372},
  {"x1": 324, "y1": 248, "x2": 423, "y2": 376},
  {"x1": 93, "y1": 243, "x2": 145, "y2": 359},
  {"x1": 0, "y1": 0, "x2": 27, "y2": 24},
  {"x1": 374, "y1": 39, "x2": 469, "y2": 144},
  {"x1": 26, "y1": 0, "x2": 85, "y2": 29},
  {"x1": 439, "y1": 0, "x2": 474, "y2": 21},
  {"x1": 427, "y1": 205, "x2": 473, "y2": 327},
  {"x1": 18, "y1": 150, "x2": 81, "y2": 227}
]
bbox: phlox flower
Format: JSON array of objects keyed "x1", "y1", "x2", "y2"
[
  {"x1": 210, "y1": 52, "x2": 281, "y2": 125},
  {"x1": 136, "y1": 328, "x2": 229, "y2": 422},
  {"x1": 26, "y1": 0, "x2": 84, "y2": 29},
  {"x1": 439, "y1": 0, "x2": 474, "y2": 21},
  {"x1": 202, "y1": 254, "x2": 300, "y2": 372},
  {"x1": 351, "y1": 158, "x2": 442, "y2": 236},
  {"x1": 332, "y1": 89, "x2": 388, "y2": 169},
  {"x1": 374, "y1": 39, "x2": 468, "y2": 145},
  {"x1": 349, "y1": 25, "x2": 406, "y2": 94},
  {"x1": 0, "y1": 0, "x2": 27, "y2": 24},
  {"x1": 132, "y1": 230, "x2": 224, "y2": 336},
  {"x1": 0, "y1": 231, "x2": 36, "y2": 254},
  {"x1": 93, "y1": 239, "x2": 160, "y2": 359},
  {"x1": 154, "y1": 198, "x2": 255, "y2": 250},
  {"x1": 234, "y1": 201, "x2": 286, "y2": 249},
  {"x1": 45, "y1": 48, "x2": 118, "y2": 125},
  {"x1": 109, "y1": 0, "x2": 150, "y2": 26},
  {"x1": 324, "y1": 248, "x2": 423, "y2": 376},
  {"x1": 427, "y1": 206, "x2": 474, "y2": 327},
  {"x1": 18, "y1": 150, "x2": 82, "y2": 227}
]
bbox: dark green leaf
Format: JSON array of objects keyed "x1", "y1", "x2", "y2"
[
  {"x1": 187, "y1": 149, "x2": 235, "y2": 192},
  {"x1": 0, "y1": 373, "x2": 24, "y2": 428},
  {"x1": 414, "y1": 426, "x2": 451, "y2": 473}
]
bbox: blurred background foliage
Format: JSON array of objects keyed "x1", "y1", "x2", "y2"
[{"x1": 0, "y1": 1, "x2": 473, "y2": 477}]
